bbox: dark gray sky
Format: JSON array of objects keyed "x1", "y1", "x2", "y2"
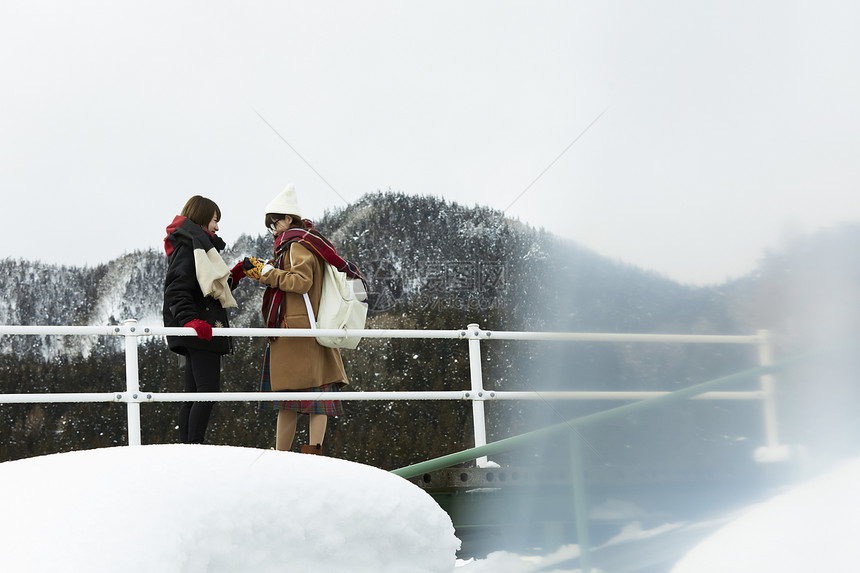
[{"x1": 2, "y1": 1, "x2": 858, "y2": 284}]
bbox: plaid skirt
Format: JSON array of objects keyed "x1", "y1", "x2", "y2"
[{"x1": 259, "y1": 345, "x2": 344, "y2": 416}]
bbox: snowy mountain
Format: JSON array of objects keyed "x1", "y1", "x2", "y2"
[
  {"x1": 2, "y1": 192, "x2": 857, "y2": 362},
  {"x1": 0, "y1": 191, "x2": 731, "y2": 359},
  {"x1": 1, "y1": 192, "x2": 858, "y2": 476}
]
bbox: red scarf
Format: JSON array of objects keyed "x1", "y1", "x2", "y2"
[{"x1": 261, "y1": 222, "x2": 367, "y2": 329}]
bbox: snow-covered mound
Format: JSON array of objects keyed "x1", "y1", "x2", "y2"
[
  {"x1": 0, "y1": 444, "x2": 460, "y2": 573},
  {"x1": 672, "y1": 456, "x2": 860, "y2": 572}
]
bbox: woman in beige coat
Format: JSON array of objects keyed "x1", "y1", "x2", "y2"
[{"x1": 244, "y1": 184, "x2": 354, "y2": 453}]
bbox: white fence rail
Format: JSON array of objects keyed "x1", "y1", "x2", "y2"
[{"x1": 0, "y1": 321, "x2": 775, "y2": 467}]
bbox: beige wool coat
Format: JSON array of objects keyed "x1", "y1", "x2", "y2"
[{"x1": 259, "y1": 242, "x2": 349, "y2": 391}]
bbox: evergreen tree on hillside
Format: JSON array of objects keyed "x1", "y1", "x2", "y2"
[{"x1": 2, "y1": 193, "x2": 856, "y2": 472}]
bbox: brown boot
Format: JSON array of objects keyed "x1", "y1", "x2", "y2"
[{"x1": 300, "y1": 444, "x2": 322, "y2": 455}]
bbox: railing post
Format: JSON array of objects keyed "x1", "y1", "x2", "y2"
[
  {"x1": 757, "y1": 329, "x2": 780, "y2": 450},
  {"x1": 123, "y1": 319, "x2": 142, "y2": 446},
  {"x1": 570, "y1": 435, "x2": 592, "y2": 572},
  {"x1": 466, "y1": 323, "x2": 489, "y2": 467}
]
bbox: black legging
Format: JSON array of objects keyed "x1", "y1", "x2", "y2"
[{"x1": 178, "y1": 349, "x2": 221, "y2": 443}]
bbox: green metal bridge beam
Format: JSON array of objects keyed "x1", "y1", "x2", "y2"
[
  {"x1": 392, "y1": 358, "x2": 792, "y2": 479},
  {"x1": 391, "y1": 341, "x2": 853, "y2": 570}
]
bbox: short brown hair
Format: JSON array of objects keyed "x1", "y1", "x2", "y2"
[
  {"x1": 265, "y1": 213, "x2": 303, "y2": 229},
  {"x1": 181, "y1": 196, "x2": 221, "y2": 226}
]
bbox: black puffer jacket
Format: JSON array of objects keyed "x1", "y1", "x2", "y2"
[{"x1": 162, "y1": 216, "x2": 233, "y2": 355}]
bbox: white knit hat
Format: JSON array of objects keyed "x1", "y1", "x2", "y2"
[{"x1": 264, "y1": 183, "x2": 303, "y2": 218}]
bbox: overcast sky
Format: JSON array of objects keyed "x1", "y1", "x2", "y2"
[{"x1": 2, "y1": 1, "x2": 858, "y2": 285}]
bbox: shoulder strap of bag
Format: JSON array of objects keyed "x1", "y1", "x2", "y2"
[{"x1": 302, "y1": 293, "x2": 317, "y2": 330}]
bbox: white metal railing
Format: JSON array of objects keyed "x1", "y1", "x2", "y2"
[{"x1": 0, "y1": 321, "x2": 776, "y2": 467}]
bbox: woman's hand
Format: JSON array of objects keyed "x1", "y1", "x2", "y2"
[
  {"x1": 184, "y1": 319, "x2": 213, "y2": 340},
  {"x1": 230, "y1": 261, "x2": 245, "y2": 285},
  {"x1": 243, "y1": 257, "x2": 274, "y2": 281}
]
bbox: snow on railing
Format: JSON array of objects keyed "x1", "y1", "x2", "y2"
[{"x1": 0, "y1": 321, "x2": 777, "y2": 466}]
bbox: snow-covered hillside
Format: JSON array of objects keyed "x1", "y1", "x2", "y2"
[{"x1": 0, "y1": 192, "x2": 590, "y2": 358}]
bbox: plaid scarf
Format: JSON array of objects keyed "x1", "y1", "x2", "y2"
[{"x1": 261, "y1": 222, "x2": 367, "y2": 329}]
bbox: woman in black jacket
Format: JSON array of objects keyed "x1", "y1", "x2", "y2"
[{"x1": 163, "y1": 195, "x2": 244, "y2": 443}]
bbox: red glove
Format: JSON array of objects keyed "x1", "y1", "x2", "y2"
[
  {"x1": 230, "y1": 261, "x2": 245, "y2": 285},
  {"x1": 184, "y1": 319, "x2": 212, "y2": 340}
]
